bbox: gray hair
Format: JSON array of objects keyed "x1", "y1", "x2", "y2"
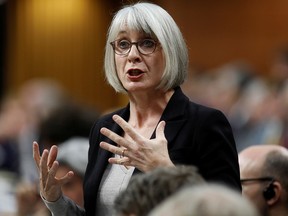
[
  {"x1": 104, "y1": 2, "x2": 188, "y2": 93},
  {"x1": 262, "y1": 150, "x2": 288, "y2": 202},
  {"x1": 149, "y1": 184, "x2": 259, "y2": 216}
]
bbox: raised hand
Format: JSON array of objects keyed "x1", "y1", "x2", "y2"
[
  {"x1": 32, "y1": 142, "x2": 74, "y2": 202},
  {"x1": 99, "y1": 115, "x2": 174, "y2": 172}
]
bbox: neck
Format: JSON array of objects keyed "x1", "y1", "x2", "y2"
[
  {"x1": 269, "y1": 206, "x2": 288, "y2": 216},
  {"x1": 128, "y1": 89, "x2": 174, "y2": 128}
]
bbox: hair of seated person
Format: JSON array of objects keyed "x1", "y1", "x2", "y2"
[{"x1": 113, "y1": 165, "x2": 206, "y2": 216}]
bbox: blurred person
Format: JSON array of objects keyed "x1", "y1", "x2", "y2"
[
  {"x1": 180, "y1": 66, "x2": 211, "y2": 105},
  {"x1": 0, "y1": 78, "x2": 81, "y2": 215},
  {"x1": 0, "y1": 96, "x2": 24, "y2": 174},
  {"x1": 15, "y1": 137, "x2": 89, "y2": 216},
  {"x1": 0, "y1": 169, "x2": 18, "y2": 215},
  {"x1": 16, "y1": 182, "x2": 50, "y2": 216},
  {"x1": 113, "y1": 165, "x2": 205, "y2": 216},
  {"x1": 228, "y1": 76, "x2": 283, "y2": 152},
  {"x1": 182, "y1": 62, "x2": 283, "y2": 152},
  {"x1": 37, "y1": 102, "x2": 99, "y2": 150},
  {"x1": 0, "y1": 96, "x2": 26, "y2": 143},
  {"x1": 16, "y1": 139, "x2": 93, "y2": 216},
  {"x1": 275, "y1": 80, "x2": 288, "y2": 148},
  {"x1": 239, "y1": 144, "x2": 288, "y2": 216},
  {"x1": 33, "y1": 2, "x2": 241, "y2": 216},
  {"x1": 0, "y1": 96, "x2": 27, "y2": 214},
  {"x1": 16, "y1": 78, "x2": 70, "y2": 183},
  {"x1": 201, "y1": 62, "x2": 255, "y2": 115},
  {"x1": 56, "y1": 137, "x2": 89, "y2": 208},
  {"x1": 269, "y1": 46, "x2": 288, "y2": 89},
  {"x1": 148, "y1": 183, "x2": 259, "y2": 216}
]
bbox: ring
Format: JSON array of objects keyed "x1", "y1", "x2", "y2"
[{"x1": 121, "y1": 149, "x2": 127, "y2": 158}]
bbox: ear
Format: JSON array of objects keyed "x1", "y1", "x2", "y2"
[{"x1": 266, "y1": 181, "x2": 282, "y2": 206}]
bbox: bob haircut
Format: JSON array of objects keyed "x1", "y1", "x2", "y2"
[{"x1": 104, "y1": 2, "x2": 189, "y2": 93}]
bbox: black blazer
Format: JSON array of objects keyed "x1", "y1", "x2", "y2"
[{"x1": 83, "y1": 87, "x2": 241, "y2": 216}]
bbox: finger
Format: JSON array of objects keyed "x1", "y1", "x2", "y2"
[
  {"x1": 44, "y1": 161, "x2": 59, "y2": 195},
  {"x1": 47, "y1": 145, "x2": 58, "y2": 168},
  {"x1": 47, "y1": 160, "x2": 59, "y2": 179},
  {"x1": 100, "y1": 141, "x2": 124, "y2": 155},
  {"x1": 155, "y1": 121, "x2": 166, "y2": 140},
  {"x1": 46, "y1": 161, "x2": 73, "y2": 186},
  {"x1": 100, "y1": 127, "x2": 130, "y2": 149},
  {"x1": 109, "y1": 157, "x2": 130, "y2": 165},
  {"x1": 39, "y1": 149, "x2": 49, "y2": 187},
  {"x1": 121, "y1": 148, "x2": 127, "y2": 157},
  {"x1": 112, "y1": 115, "x2": 144, "y2": 142},
  {"x1": 58, "y1": 171, "x2": 75, "y2": 185},
  {"x1": 40, "y1": 149, "x2": 49, "y2": 173},
  {"x1": 33, "y1": 141, "x2": 41, "y2": 170}
]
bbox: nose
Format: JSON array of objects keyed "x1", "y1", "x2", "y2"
[{"x1": 127, "y1": 44, "x2": 141, "y2": 62}]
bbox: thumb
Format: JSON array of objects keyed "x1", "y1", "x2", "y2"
[
  {"x1": 58, "y1": 171, "x2": 74, "y2": 186},
  {"x1": 155, "y1": 120, "x2": 166, "y2": 139}
]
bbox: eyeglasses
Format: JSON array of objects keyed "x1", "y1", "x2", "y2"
[
  {"x1": 240, "y1": 177, "x2": 275, "y2": 184},
  {"x1": 110, "y1": 39, "x2": 158, "y2": 56}
]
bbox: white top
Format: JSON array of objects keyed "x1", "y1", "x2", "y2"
[
  {"x1": 43, "y1": 155, "x2": 135, "y2": 216},
  {"x1": 96, "y1": 155, "x2": 135, "y2": 215}
]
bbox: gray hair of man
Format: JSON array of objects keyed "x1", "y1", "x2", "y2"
[
  {"x1": 149, "y1": 183, "x2": 260, "y2": 216},
  {"x1": 104, "y1": 2, "x2": 189, "y2": 93},
  {"x1": 262, "y1": 149, "x2": 288, "y2": 202}
]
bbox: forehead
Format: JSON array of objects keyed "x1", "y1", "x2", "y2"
[
  {"x1": 239, "y1": 152, "x2": 265, "y2": 177},
  {"x1": 116, "y1": 28, "x2": 151, "y2": 38},
  {"x1": 111, "y1": 14, "x2": 155, "y2": 40}
]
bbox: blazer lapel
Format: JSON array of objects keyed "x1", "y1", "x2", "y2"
[{"x1": 152, "y1": 87, "x2": 189, "y2": 146}]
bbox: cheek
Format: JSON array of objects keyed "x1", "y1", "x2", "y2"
[
  {"x1": 242, "y1": 185, "x2": 262, "y2": 201},
  {"x1": 242, "y1": 186, "x2": 250, "y2": 197},
  {"x1": 152, "y1": 55, "x2": 165, "y2": 76},
  {"x1": 115, "y1": 57, "x2": 125, "y2": 72}
]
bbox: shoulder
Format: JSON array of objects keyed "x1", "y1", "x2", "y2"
[
  {"x1": 189, "y1": 102, "x2": 232, "y2": 132},
  {"x1": 91, "y1": 107, "x2": 126, "y2": 129},
  {"x1": 189, "y1": 101, "x2": 227, "y2": 119},
  {"x1": 169, "y1": 87, "x2": 229, "y2": 123}
]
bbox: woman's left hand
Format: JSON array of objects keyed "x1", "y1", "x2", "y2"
[{"x1": 99, "y1": 114, "x2": 174, "y2": 172}]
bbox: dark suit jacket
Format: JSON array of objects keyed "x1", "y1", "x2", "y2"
[{"x1": 83, "y1": 87, "x2": 241, "y2": 216}]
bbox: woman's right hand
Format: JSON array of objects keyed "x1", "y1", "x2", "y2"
[{"x1": 32, "y1": 141, "x2": 74, "y2": 202}]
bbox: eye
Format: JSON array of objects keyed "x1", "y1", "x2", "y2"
[
  {"x1": 140, "y1": 39, "x2": 156, "y2": 48},
  {"x1": 118, "y1": 40, "x2": 131, "y2": 49}
]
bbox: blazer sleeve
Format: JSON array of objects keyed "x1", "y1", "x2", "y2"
[
  {"x1": 43, "y1": 195, "x2": 85, "y2": 216},
  {"x1": 194, "y1": 108, "x2": 241, "y2": 191}
]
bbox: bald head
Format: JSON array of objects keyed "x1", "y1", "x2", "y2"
[
  {"x1": 239, "y1": 145, "x2": 288, "y2": 179},
  {"x1": 239, "y1": 145, "x2": 288, "y2": 216}
]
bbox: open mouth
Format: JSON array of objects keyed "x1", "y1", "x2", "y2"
[{"x1": 127, "y1": 69, "x2": 144, "y2": 77}]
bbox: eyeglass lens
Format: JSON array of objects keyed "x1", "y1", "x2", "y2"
[{"x1": 111, "y1": 39, "x2": 157, "y2": 55}]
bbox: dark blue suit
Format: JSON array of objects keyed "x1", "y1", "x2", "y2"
[{"x1": 83, "y1": 87, "x2": 241, "y2": 216}]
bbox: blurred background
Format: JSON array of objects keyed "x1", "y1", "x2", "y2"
[
  {"x1": 1, "y1": 0, "x2": 288, "y2": 112},
  {"x1": 1, "y1": 0, "x2": 288, "y2": 215}
]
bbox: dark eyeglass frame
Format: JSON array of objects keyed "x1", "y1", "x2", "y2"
[
  {"x1": 110, "y1": 39, "x2": 158, "y2": 56},
  {"x1": 240, "y1": 177, "x2": 275, "y2": 184}
]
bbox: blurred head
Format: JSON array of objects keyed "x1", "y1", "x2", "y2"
[
  {"x1": 56, "y1": 137, "x2": 89, "y2": 208},
  {"x1": 104, "y1": 2, "x2": 188, "y2": 93},
  {"x1": 18, "y1": 78, "x2": 68, "y2": 124},
  {"x1": 114, "y1": 165, "x2": 205, "y2": 216},
  {"x1": 149, "y1": 184, "x2": 259, "y2": 216},
  {"x1": 239, "y1": 145, "x2": 288, "y2": 216},
  {"x1": 38, "y1": 103, "x2": 99, "y2": 149},
  {"x1": 270, "y1": 46, "x2": 288, "y2": 82}
]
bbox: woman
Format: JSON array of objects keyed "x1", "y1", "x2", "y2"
[{"x1": 33, "y1": 2, "x2": 241, "y2": 216}]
